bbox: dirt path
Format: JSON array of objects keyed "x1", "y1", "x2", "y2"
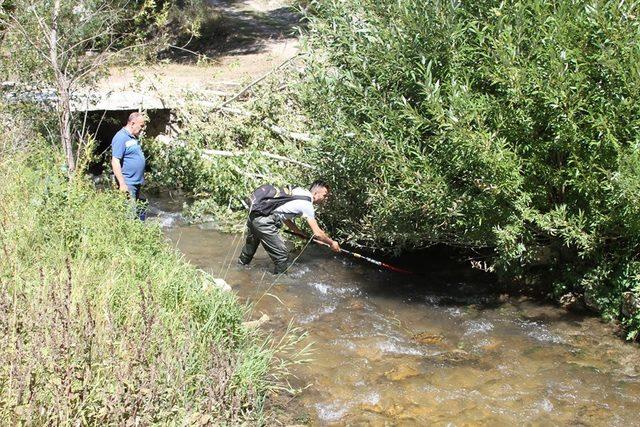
[{"x1": 100, "y1": 0, "x2": 301, "y2": 97}]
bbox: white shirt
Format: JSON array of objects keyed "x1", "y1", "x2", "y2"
[{"x1": 273, "y1": 187, "x2": 315, "y2": 219}]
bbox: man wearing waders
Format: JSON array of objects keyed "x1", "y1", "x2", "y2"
[{"x1": 238, "y1": 181, "x2": 341, "y2": 274}]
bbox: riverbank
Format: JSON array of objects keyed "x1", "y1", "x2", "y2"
[{"x1": 0, "y1": 150, "x2": 282, "y2": 424}]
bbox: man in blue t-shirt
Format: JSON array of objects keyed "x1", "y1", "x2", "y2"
[{"x1": 111, "y1": 112, "x2": 147, "y2": 220}]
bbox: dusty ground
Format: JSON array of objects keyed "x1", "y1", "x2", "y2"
[{"x1": 99, "y1": 0, "x2": 301, "y2": 97}]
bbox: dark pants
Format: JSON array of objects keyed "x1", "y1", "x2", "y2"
[
  {"x1": 127, "y1": 184, "x2": 147, "y2": 221},
  {"x1": 239, "y1": 213, "x2": 289, "y2": 273}
]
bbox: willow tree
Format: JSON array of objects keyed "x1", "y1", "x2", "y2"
[{"x1": 300, "y1": 0, "x2": 640, "y2": 338}]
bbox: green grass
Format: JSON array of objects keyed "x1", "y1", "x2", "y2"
[{"x1": 0, "y1": 148, "x2": 286, "y2": 424}]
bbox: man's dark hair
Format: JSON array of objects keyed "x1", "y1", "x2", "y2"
[{"x1": 309, "y1": 180, "x2": 330, "y2": 192}]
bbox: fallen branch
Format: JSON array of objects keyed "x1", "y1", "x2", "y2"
[
  {"x1": 202, "y1": 148, "x2": 313, "y2": 169},
  {"x1": 269, "y1": 124, "x2": 315, "y2": 143},
  {"x1": 157, "y1": 136, "x2": 312, "y2": 169},
  {"x1": 204, "y1": 104, "x2": 317, "y2": 142},
  {"x1": 167, "y1": 43, "x2": 207, "y2": 59},
  {"x1": 216, "y1": 54, "x2": 300, "y2": 109},
  {"x1": 218, "y1": 106, "x2": 252, "y2": 116}
]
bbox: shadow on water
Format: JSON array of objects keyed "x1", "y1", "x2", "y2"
[{"x1": 308, "y1": 242, "x2": 503, "y2": 306}]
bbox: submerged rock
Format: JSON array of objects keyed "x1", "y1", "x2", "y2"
[
  {"x1": 397, "y1": 405, "x2": 436, "y2": 421},
  {"x1": 346, "y1": 299, "x2": 365, "y2": 311},
  {"x1": 384, "y1": 404, "x2": 405, "y2": 418},
  {"x1": 476, "y1": 338, "x2": 502, "y2": 352},
  {"x1": 360, "y1": 403, "x2": 383, "y2": 414},
  {"x1": 384, "y1": 365, "x2": 421, "y2": 381},
  {"x1": 427, "y1": 349, "x2": 479, "y2": 365},
  {"x1": 354, "y1": 345, "x2": 384, "y2": 361},
  {"x1": 411, "y1": 332, "x2": 446, "y2": 346}
]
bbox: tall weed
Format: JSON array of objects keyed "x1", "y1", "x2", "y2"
[{"x1": 0, "y1": 149, "x2": 285, "y2": 423}]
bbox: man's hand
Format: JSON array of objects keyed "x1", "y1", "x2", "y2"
[
  {"x1": 111, "y1": 157, "x2": 129, "y2": 194},
  {"x1": 306, "y1": 217, "x2": 340, "y2": 251}
]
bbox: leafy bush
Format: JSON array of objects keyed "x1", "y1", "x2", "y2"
[
  {"x1": 0, "y1": 148, "x2": 284, "y2": 423},
  {"x1": 300, "y1": 0, "x2": 640, "y2": 338}
]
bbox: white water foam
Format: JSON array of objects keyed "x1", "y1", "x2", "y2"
[
  {"x1": 308, "y1": 281, "x2": 360, "y2": 297},
  {"x1": 519, "y1": 320, "x2": 565, "y2": 344},
  {"x1": 309, "y1": 282, "x2": 331, "y2": 294},
  {"x1": 464, "y1": 320, "x2": 494, "y2": 336},
  {"x1": 289, "y1": 265, "x2": 310, "y2": 278},
  {"x1": 299, "y1": 304, "x2": 336, "y2": 324},
  {"x1": 149, "y1": 212, "x2": 184, "y2": 228},
  {"x1": 315, "y1": 401, "x2": 350, "y2": 422},
  {"x1": 361, "y1": 391, "x2": 380, "y2": 405},
  {"x1": 537, "y1": 398, "x2": 554, "y2": 413},
  {"x1": 377, "y1": 339, "x2": 422, "y2": 356},
  {"x1": 446, "y1": 307, "x2": 465, "y2": 317}
]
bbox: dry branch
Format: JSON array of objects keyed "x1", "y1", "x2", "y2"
[
  {"x1": 194, "y1": 103, "x2": 317, "y2": 142},
  {"x1": 216, "y1": 54, "x2": 301, "y2": 109},
  {"x1": 201, "y1": 148, "x2": 313, "y2": 169}
]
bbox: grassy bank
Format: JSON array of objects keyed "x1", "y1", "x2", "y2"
[{"x1": 0, "y1": 148, "x2": 282, "y2": 424}]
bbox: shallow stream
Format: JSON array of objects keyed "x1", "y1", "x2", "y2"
[{"x1": 152, "y1": 202, "x2": 640, "y2": 425}]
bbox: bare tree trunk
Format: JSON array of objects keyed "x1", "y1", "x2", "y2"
[{"x1": 49, "y1": 0, "x2": 75, "y2": 175}]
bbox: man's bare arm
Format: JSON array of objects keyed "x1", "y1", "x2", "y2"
[
  {"x1": 283, "y1": 219, "x2": 305, "y2": 236},
  {"x1": 306, "y1": 218, "x2": 340, "y2": 252},
  {"x1": 111, "y1": 157, "x2": 128, "y2": 192}
]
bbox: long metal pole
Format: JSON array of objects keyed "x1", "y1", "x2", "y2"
[{"x1": 283, "y1": 229, "x2": 414, "y2": 275}]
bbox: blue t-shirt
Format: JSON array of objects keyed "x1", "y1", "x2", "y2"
[{"x1": 111, "y1": 128, "x2": 145, "y2": 185}]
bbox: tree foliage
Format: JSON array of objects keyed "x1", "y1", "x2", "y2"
[
  {"x1": 300, "y1": 0, "x2": 640, "y2": 337},
  {"x1": 113, "y1": 0, "x2": 213, "y2": 52},
  {"x1": 1, "y1": 0, "x2": 139, "y2": 174}
]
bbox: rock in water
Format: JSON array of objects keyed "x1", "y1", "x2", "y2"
[
  {"x1": 433, "y1": 349, "x2": 479, "y2": 365},
  {"x1": 360, "y1": 403, "x2": 383, "y2": 414},
  {"x1": 212, "y1": 278, "x2": 232, "y2": 292},
  {"x1": 384, "y1": 365, "x2": 421, "y2": 381},
  {"x1": 201, "y1": 273, "x2": 232, "y2": 293},
  {"x1": 411, "y1": 332, "x2": 445, "y2": 346},
  {"x1": 242, "y1": 313, "x2": 270, "y2": 329}
]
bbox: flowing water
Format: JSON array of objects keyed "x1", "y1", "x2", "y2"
[{"x1": 151, "y1": 200, "x2": 640, "y2": 425}]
